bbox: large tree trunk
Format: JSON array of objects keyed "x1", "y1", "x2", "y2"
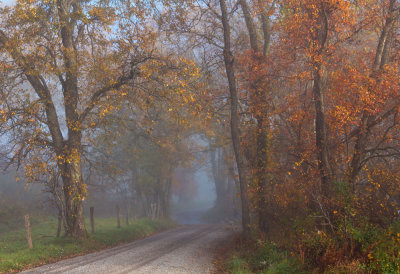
[
  {"x1": 219, "y1": 0, "x2": 251, "y2": 239},
  {"x1": 59, "y1": 136, "x2": 87, "y2": 239},
  {"x1": 56, "y1": 0, "x2": 87, "y2": 239},
  {"x1": 312, "y1": 5, "x2": 330, "y2": 195}
]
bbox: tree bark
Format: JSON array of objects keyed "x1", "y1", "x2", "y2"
[
  {"x1": 219, "y1": 0, "x2": 251, "y2": 239},
  {"x1": 312, "y1": 5, "x2": 330, "y2": 195},
  {"x1": 239, "y1": 0, "x2": 259, "y2": 52},
  {"x1": 60, "y1": 146, "x2": 87, "y2": 238},
  {"x1": 258, "y1": 0, "x2": 272, "y2": 56}
]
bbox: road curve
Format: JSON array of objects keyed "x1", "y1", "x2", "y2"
[{"x1": 22, "y1": 224, "x2": 234, "y2": 274}]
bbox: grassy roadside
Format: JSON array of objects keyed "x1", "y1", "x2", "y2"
[
  {"x1": 0, "y1": 217, "x2": 176, "y2": 273},
  {"x1": 217, "y1": 235, "x2": 306, "y2": 274}
]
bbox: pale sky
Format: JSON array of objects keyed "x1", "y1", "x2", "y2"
[{"x1": 1, "y1": 0, "x2": 15, "y2": 6}]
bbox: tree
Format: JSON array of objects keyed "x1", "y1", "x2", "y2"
[
  {"x1": 218, "y1": 0, "x2": 251, "y2": 239},
  {"x1": 84, "y1": 52, "x2": 204, "y2": 220},
  {"x1": 235, "y1": 0, "x2": 276, "y2": 233},
  {"x1": 346, "y1": 0, "x2": 400, "y2": 188},
  {"x1": 0, "y1": 0, "x2": 155, "y2": 238}
]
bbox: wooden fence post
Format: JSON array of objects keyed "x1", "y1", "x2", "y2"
[
  {"x1": 90, "y1": 207, "x2": 95, "y2": 233},
  {"x1": 24, "y1": 214, "x2": 33, "y2": 249},
  {"x1": 117, "y1": 205, "x2": 121, "y2": 228}
]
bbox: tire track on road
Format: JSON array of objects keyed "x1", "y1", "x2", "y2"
[
  {"x1": 23, "y1": 226, "x2": 191, "y2": 274},
  {"x1": 22, "y1": 224, "x2": 232, "y2": 274},
  {"x1": 115, "y1": 225, "x2": 218, "y2": 274}
]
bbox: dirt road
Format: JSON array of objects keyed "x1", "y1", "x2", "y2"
[{"x1": 22, "y1": 224, "x2": 234, "y2": 274}]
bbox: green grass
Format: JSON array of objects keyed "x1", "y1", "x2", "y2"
[
  {"x1": 0, "y1": 217, "x2": 175, "y2": 273},
  {"x1": 226, "y1": 241, "x2": 305, "y2": 274},
  {"x1": 228, "y1": 257, "x2": 252, "y2": 274}
]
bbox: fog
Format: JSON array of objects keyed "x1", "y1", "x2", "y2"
[
  {"x1": 171, "y1": 165, "x2": 217, "y2": 225},
  {"x1": 0, "y1": 172, "x2": 46, "y2": 233},
  {"x1": 0, "y1": 145, "x2": 238, "y2": 235}
]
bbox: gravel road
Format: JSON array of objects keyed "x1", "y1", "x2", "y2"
[{"x1": 22, "y1": 224, "x2": 235, "y2": 274}]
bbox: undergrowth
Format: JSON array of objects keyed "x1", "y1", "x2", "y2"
[
  {"x1": 225, "y1": 237, "x2": 305, "y2": 274},
  {"x1": 224, "y1": 221, "x2": 400, "y2": 273}
]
